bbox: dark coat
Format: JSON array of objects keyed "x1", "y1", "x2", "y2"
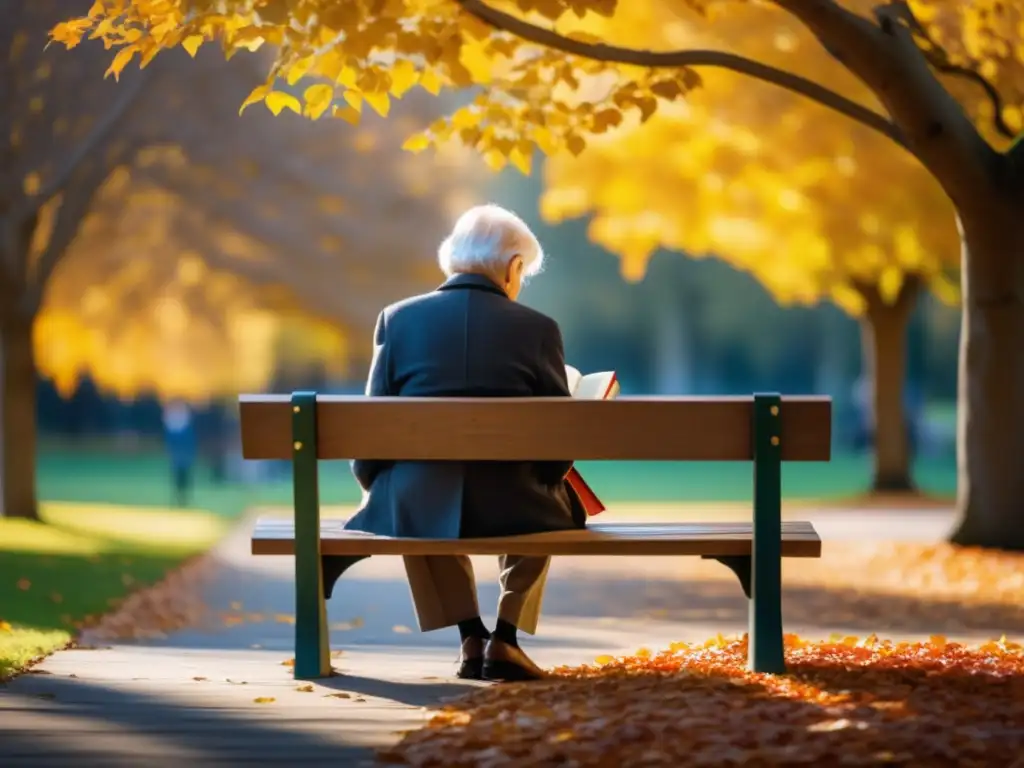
[{"x1": 344, "y1": 273, "x2": 585, "y2": 539}]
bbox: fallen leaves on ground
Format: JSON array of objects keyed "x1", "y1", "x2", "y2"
[
  {"x1": 380, "y1": 635, "x2": 1024, "y2": 767},
  {"x1": 252, "y1": 696, "x2": 275, "y2": 704},
  {"x1": 577, "y1": 542, "x2": 1024, "y2": 635},
  {"x1": 78, "y1": 555, "x2": 218, "y2": 641}
]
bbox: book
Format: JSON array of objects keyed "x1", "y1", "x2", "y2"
[{"x1": 563, "y1": 365, "x2": 619, "y2": 516}]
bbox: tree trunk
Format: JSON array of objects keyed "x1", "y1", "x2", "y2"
[
  {"x1": 0, "y1": 312, "x2": 39, "y2": 520},
  {"x1": 859, "y1": 279, "x2": 920, "y2": 493},
  {"x1": 950, "y1": 215, "x2": 1024, "y2": 550}
]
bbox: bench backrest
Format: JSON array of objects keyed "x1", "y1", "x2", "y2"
[{"x1": 239, "y1": 394, "x2": 831, "y2": 462}]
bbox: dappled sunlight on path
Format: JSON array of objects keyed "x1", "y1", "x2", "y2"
[{"x1": 5, "y1": 503, "x2": 1021, "y2": 765}]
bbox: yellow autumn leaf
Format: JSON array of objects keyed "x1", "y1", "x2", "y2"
[
  {"x1": 483, "y1": 150, "x2": 507, "y2": 172},
  {"x1": 239, "y1": 83, "x2": 271, "y2": 115},
  {"x1": 265, "y1": 91, "x2": 301, "y2": 116},
  {"x1": 418, "y1": 68, "x2": 442, "y2": 96},
  {"x1": 303, "y1": 83, "x2": 334, "y2": 119},
  {"x1": 0, "y1": 620, "x2": 12, "y2": 632},
  {"x1": 253, "y1": 697, "x2": 276, "y2": 704},
  {"x1": 331, "y1": 104, "x2": 361, "y2": 125},
  {"x1": 296, "y1": 684, "x2": 314, "y2": 692},
  {"x1": 363, "y1": 90, "x2": 390, "y2": 117},
  {"x1": 182, "y1": 35, "x2": 204, "y2": 57},
  {"x1": 508, "y1": 145, "x2": 533, "y2": 176},
  {"x1": 389, "y1": 59, "x2": 418, "y2": 97},
  {"x1": 342, "y1": 90, "x2": 362, "y2": 112},
  {"x1": 104, "y1": 45, "x2": 136, "y2": 80},
  {"x1": 594, "y1": 655, "x2": 615, "y2": 666},
  {"x1": 402, "y1": 133, "x2": 432, "y2": 153}
]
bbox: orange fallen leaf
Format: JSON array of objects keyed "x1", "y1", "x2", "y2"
[
  {"x1": 16, "y1": 578, "x2": 31, "y2": 591},
  {"x1": 274, "y1": 614, "x2": 295, "y2": 625},
  {"x1": 0, "y1": 621, "x2": 12, "y2": 632},
  {"x1": 282, "y1": 659, "x2": 295, "y2": 667},
  {"x1": 50, "y1": 592, "x2": 63, "y2": 604},
  {"x1": 296, "y1": 684, "x2": 314, "y2": 692}
]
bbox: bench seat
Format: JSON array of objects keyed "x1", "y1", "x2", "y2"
[{"x1": 251, "y1": 519, "x2": 823, "y2": 558}]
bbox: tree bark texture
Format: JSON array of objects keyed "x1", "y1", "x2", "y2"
[
  {"x1": 859, "y1": 279, "x2": 921, "y2": 493},
  {"x1": 0, "y1": 312, "x2": 39, "y2": 521},
  {"x1": 950, "y1": 215, "x2": 1024, "y2": 549}
]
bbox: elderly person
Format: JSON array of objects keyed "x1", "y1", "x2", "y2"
[{"x1": 344, "y1": 204, "x2": 584, "y2": 682}]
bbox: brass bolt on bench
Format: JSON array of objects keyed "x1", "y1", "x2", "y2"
[{"x1": 241, "y1": 392, "x2": 830, "y2": 680}]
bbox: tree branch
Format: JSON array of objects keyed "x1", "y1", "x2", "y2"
[
  {"x1": 775, "y1": 0, "x2": 1000, "y2": 211},
  {"x1": 453, "y1": 0, "x2": 909, "y2": 150},
  {"x1": 883, "y1": 0, "x2": 1014, "y2": 140},
  {"x1": 13, "y1": 66, "x2": 152, "y2": 223},
  {"x1": 21, "y1": 163, "x2": 110, "y2": 316}
]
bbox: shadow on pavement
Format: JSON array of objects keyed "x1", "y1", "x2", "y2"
[
  {"x1": 0, "y1": 674, "x2": 379, "y2": 764},
  {"x1": 320, "y1": 673, "x2": 482, "y2": 708}
]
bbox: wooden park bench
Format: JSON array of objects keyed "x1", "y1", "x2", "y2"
[{"x1": 241, "y1": 392, "x2": 830, "y2": 680}]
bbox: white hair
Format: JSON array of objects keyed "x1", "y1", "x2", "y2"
[{"x1": 437, "y1": 204, "x2": 544, "y2": 280}]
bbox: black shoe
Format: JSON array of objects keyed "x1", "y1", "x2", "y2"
[
  {"x1": 482, "y1": 638, "x2": 547, "y2": 682},
  {"x1": 456, "y1": 636, "x2": 485, "y2": 680}
]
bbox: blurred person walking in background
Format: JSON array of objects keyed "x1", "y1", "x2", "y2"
[{"x1": 163, "y1": 399, "x2": 197, "y2": 507}]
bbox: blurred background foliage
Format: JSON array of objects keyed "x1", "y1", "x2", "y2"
[{"x1": 3, "y1": 1, "x2": 963, "y2": 522}]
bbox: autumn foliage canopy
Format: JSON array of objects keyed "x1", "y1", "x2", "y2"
[{"x1": 53, "y1": 0, "x2": 1024, "y2": 313}]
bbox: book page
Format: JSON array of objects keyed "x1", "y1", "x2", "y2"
[
  {"x1": 575, "y1": 372, "x2": 618, "y2": 400},
  {"x1": 564, "y1": 365, "x2": 582, "y2": 396}
]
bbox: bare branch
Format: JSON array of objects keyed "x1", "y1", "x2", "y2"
[{"x1": 454, "y1": 0, "x2": 909, "y2": 150}]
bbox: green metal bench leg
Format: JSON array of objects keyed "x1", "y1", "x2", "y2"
[
  {"x1": 291, "y1": 391, "x2": 331, "y2": 680},
  {"x1": 750, "y1": 393, "x2": 786, "y2": 674}
]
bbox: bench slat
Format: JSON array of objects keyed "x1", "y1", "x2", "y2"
[
  {"x1": 251, "y1": 519, "x2": 822, "y2": 558},
  {"x1": 238, "y1": 395, "x2": 832, "y2": 462}
]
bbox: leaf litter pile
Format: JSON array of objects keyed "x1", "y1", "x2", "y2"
[
  {"x1": 381, "y1": 635, "x2": 1024, "y2": 767},
  {"x1": 382, "y1": 542, "x2": 1024, "y2": 767}
]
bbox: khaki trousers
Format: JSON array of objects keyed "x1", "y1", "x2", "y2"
[{"x1": 402, "y1": 555, "x2": 550, "y2": 635}]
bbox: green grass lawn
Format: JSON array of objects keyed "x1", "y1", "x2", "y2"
[
  {"x1": 0, "y1": 444, "x2": 955, "y2": 679},
  {"x1": 0, "y1": 503, "x2": 228, "y2": 680},
  {"x1": 37, "y1": 445, "x2": 958, "y2": 510}
]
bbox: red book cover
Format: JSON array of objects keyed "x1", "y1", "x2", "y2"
[
  {"x1": 564, "y1": 371, "x2": 617, "y2": 516},
  {"x1": 567, "y1": 467, "x2": 606, "y2": 516}
]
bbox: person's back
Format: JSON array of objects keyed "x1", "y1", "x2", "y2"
[
  {"x1": 345, "y1": 204, "x2": 582, "y2": 683},
  {"x1": 347, "y1": 273, "x2": 581, "y2": 540}
]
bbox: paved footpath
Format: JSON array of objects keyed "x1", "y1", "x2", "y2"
[{"x1": 1, "y1": 504, "x2": 1002, "y2": 766}]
